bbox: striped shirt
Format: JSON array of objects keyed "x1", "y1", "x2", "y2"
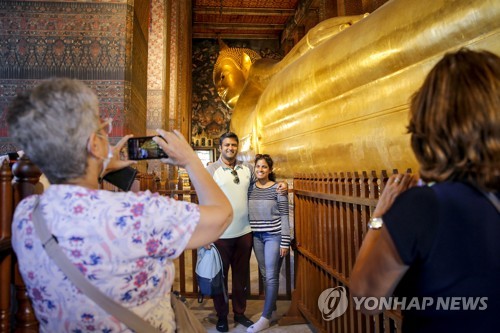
[{"x1": 248, "y1": 183, "x2": 290, "y2": 248}]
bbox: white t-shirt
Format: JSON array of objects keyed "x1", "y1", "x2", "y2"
[{"x1": 206, "y1": 159, "x2": 255, "y2": 238}]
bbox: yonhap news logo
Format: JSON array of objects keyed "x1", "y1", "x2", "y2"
[
  {"x1": 352, "y1": 296, "x2": 488, "y2": 312},
  {"x1": 318, "y1": 287, "x2": 349, "y2": 320},
  {"x1": 318, "y1": 287, "x2": 488, "y2": 321}
]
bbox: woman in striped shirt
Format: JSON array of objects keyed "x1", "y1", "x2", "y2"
[{"x1": 247, "y1": 154, "x2": 290, "y2": 333}]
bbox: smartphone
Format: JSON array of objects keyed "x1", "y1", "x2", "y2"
[
  {"x1": 127, "y1": 136, "x2": 168, "y2": 160},
  {"x1": 103, "y1": 166, "x2": 138, "y2": 191}
]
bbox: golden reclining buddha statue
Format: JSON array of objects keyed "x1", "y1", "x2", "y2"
[{"x1": 213, "y1": 0, "x2": 500, "y2": 179}]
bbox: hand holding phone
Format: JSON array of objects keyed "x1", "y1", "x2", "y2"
[
  {"x1": 127, "y1": 136, "x2": 168, "y2": 160},
  {"x1": 103, "y1": 134, "x2": 137, "y2": 175}
]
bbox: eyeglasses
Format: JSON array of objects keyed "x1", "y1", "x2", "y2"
[
  {"x1": 231, "y1": 169, "x2": 240, "y2": 184},
  {"x1": 95, "y1": 118, "x2": 113, "y2": 138},
  {"x1": 86, "y1": 118, "x2": 113, "y2": 153}
]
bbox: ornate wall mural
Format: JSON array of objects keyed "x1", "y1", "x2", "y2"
[
  {"x1": 191, "y1": 39, "x2": 282, "y2": 149},
  {"x1": 0, "y1": 0, "x2": 130, "y2": 154}
]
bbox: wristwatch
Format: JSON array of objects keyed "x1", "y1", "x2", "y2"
[{"x1": 368, "y1": 217, "x2": 384, "y2": 229}]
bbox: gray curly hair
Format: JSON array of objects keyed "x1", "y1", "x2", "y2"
[{"x1": 7, "y1": 78, "x2": 100, "y2": 184}]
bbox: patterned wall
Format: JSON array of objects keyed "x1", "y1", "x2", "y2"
[
  {"x1": 129, "y1": 0, "x2": 148, "y2": 137},
  {"x1": 1, "y1": 1, "x2": 283, "y2": 156},
  {"x1": 147, "y1": 0, "x2": 166, "y2": 133},
  {"x1": 191, "y1": 38, "x2": 282, "y2": 149},
  {"x1": 0, "y1": 0, "x2": 132, "y2": 154}
]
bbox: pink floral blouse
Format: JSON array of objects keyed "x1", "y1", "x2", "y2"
[{"x1": 11, "y1": 184, "x2": 200, "y2": 333}]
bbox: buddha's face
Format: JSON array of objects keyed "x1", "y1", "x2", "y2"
[{"x1": 214, "y1": 59, "x2": 246, "y2": 110}]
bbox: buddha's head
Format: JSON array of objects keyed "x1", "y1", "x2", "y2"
[{"x1": 213, "y1": 39, "x2": 261, "y2": 109}]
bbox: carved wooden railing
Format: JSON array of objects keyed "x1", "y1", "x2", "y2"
[
  {"x1": 1, "y1": 162, "x2": 293, "y2": 333},
  {"x1": 104, "y1": 170, "x2": 294, "y2": 301},
  {"x1": 0, "y1": 156, "x2": 42, "y2": 332},
  {"x1": 153, "y1": 173, "x2": 293, "y2": 301},
  {"x1": 283, "y1": 170, "x2": 407, "y2": 333}
]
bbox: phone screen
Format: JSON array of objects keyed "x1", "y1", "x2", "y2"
[{"x1": 127, "y1": 136, "x2": 168, "y2": 160}]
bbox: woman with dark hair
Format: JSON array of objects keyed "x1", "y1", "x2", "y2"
[
  {"x1": 247, "y1": 154, "x2": 290, "y2": 332},
  {"x1": 350, "y1": 49, "x2": 500, "y2": 333}
]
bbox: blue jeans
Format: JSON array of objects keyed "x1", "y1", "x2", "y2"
[{"x1": 253, "y1": 232, "x2": 283, "y2": 319}]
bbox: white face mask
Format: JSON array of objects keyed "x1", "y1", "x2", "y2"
[{"x1": 99, "y1": 144, "x2": 113, "y2": 179}]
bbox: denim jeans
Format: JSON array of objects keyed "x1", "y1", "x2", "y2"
[{"x1": 253, "y1": 232, "x2": 283, "y2": 319}]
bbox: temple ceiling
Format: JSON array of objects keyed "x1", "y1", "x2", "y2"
[{"x1": 192, "y1": 0, "x2": 300, "y2": 40}]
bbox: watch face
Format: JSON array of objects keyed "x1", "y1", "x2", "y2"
[{"x1": 368, "y1": 217, "x2": 383, "y2": 229}]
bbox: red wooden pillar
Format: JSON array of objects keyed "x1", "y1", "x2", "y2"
[
  {"x1": 12, "y1": 155, "x2": 42, "y2": 332},
  {"x1": 0, "y1": 160, "x2": 14, "y2": 332}
]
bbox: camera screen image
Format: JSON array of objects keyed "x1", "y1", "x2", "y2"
[{"x1": 128, "y1": 136, "x2": 168, "y2": 160}]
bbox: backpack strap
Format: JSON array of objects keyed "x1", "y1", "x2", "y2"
[
  {"x1": 196, "y1": 244, "x2": 228, "y2": 303},
  {"x1": 211, "y1": 244, "x2": 228, "y2": 303}
]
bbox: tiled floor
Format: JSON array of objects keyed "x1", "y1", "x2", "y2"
[{"x1": 187, "y1": 298, "x2": 316, "y2": 333}]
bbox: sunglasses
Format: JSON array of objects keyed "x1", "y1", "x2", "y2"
[{"x1": 231, "y1": 169, "x2": 240, "y2": 184}]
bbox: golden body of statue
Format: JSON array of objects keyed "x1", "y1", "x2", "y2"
[{"x1": 214, "y1": 0, "x2": 500, "y2": 178}]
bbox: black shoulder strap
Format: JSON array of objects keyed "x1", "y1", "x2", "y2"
[
  {"x1": 483, "y1": 191, "x2": 500, "y2": 213},
  {"x1": 466, "y1": 181, "x2": 500, "y2": 213}
]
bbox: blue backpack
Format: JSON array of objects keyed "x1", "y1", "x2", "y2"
[{"x1": 195, "y1": 244, "x2": 228, "y2": 303}]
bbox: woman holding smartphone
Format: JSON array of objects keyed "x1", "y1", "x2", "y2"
[
  {"x1": 7, "y1": 77, "x2": 233, "y2": 333},
  {"x1": 247, "y1": 154, "x2": 290, "y2": 333}
]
